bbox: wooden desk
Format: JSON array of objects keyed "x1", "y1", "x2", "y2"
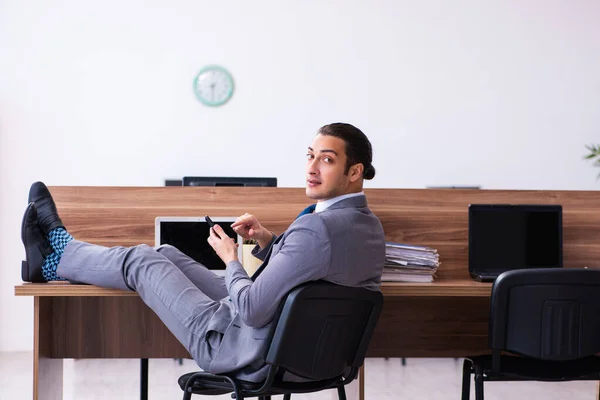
[
  {"x1": 14, "y1": 186, "x2": 600, "y2": 399},
  {"x1": 15, "y1": 280, "x2": 492, "y2": 400},
  {"x1": 15, "y1": 279, "x2": 493, "y2": 298}
]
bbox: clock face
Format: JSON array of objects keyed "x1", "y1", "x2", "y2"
[{"x1": 193, "y1": 65, "x2": 234, "y2": 107}]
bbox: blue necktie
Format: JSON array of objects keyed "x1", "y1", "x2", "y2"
[{"x1": 296, "y1": 203, "x2": 316, "y2": 219}]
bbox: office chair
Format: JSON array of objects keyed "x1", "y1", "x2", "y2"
[
  {"x1": 462, "y1": 268, "x2": 600, "y2": 400},
  {"x1": 178, "y1": 281, "x2": 383, "y2": 400}
]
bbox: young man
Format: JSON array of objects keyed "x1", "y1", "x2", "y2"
[{"x1": 21, "y1": 122, "x2": 385, "y2": 381}]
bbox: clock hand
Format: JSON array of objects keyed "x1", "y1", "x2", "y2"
[{"x1": 210, "y1": 83, "x2": 216, "y2": 102}]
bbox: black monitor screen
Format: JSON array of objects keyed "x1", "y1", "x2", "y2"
[
  {"x1": 159, "y1": 220, "x2": 239, "y2": 270},
  {"x1": 468, "y1": 204, "x2": 562, "y2": 272},
  {"x1": 183, "y1": 176, "x2": 277, "y2": 187}
]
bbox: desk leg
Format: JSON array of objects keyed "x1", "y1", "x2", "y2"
[
  {"x1": 140, "y1": 359, "x2": 148, "y2": 400},
  {"x1": 334, "y1": 364, "x2": 363, "y2": 400},
  {"x1": 33, "y1": 297, "x2": 63, "y2": 400}
]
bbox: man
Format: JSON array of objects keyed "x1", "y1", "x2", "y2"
[{"x1": 21, "y1": 122, "x2": 385, "y2": 381}]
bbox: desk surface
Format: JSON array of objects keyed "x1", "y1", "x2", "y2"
[{"x1": 15, "y1": 279, "x2": 492, "y2": 297}]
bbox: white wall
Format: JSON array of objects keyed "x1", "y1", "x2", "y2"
[{"x1": 1, "y1": 0, "x2": 599, "y2": 351}]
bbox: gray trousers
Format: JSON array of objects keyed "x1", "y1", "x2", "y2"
[{"x1": 57, "y1": 240, "x2": 229, "y2": 369}]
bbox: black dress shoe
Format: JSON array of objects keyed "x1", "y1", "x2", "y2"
[
  {"x1": 28, "y1": 181, "x2": 64, "y2": 235},
  {"x1": 21, "y1": 202, "x2": 53, "y2": 283}
]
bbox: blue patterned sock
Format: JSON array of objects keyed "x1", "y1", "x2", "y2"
[{"x1": 41, "y1": 227, "x2": 73, "y2": 281}]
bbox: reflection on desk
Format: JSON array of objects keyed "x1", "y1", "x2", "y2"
[{"x1": 16, "y1": 280, "x2": 493, "y2": 297}]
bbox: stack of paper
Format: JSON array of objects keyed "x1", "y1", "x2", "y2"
[{"x1": 382, "y1": 242, "x2": 440, "y2": 283}]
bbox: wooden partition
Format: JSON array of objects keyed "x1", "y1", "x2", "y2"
[{"x1": 51, "y1": 186, "x2": 600, "y2": 281}]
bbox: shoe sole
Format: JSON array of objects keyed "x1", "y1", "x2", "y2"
[
  {"x1": 21, "y1": 202, "x2": 33, "y2": 246},
  {"x1": 21, "y1": 260, "x2": 29, "y2": 282},
  {"x1": 20, "y1": 202, "x2": 43, "y2": 283}
]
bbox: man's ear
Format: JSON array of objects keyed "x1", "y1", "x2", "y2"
[{"x1": 349, "y1": 163, "x2": 364, "y2": 182}]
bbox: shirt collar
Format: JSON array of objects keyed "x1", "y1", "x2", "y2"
[{"x1": 315, "y1": 191, "x2": 365, "y2": 213}]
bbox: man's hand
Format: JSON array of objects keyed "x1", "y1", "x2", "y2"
[
  {"x1": 207, "y1": 225, "x2": 239, "y2": 264},
  {"x1": 231, "y1": 213, "x2": 273, "y2": 249}
]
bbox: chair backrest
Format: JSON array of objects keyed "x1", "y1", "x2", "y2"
[
  {"x1": 489, "y1": 268, "x2": 600, "y2": 361},
  {"x1": 264, "y1": 281, "x2": 383, "y2": 381}
]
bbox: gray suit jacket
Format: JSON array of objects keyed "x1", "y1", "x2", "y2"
[{"x1": 201, "y1": 194, "x2": 385, "y2": 381}]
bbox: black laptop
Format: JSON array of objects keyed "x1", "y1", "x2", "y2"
[{"x1": 468, "y1": 204, "x2": 563, "y2": 282}]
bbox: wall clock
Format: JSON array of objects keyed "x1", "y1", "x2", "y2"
[{"x1": 193, "y1": 65, "x2": 234, "y2": 107}]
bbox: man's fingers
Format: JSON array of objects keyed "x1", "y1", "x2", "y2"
[
  {"x1": 209, "y1": 226, "x2": 221, "y2": 240},
  {"x1": 231, "y1": 218, "x2": 249, "y2": 228},
  {"x1": 231, "y1": 219, "x2": 246, "y2": 228},
  {"x1": 213, "y1": 224, "x2": 226, "y2": 235},
  {"x1": 231, "y1": 214, "x2": 253, "y2": 228}
]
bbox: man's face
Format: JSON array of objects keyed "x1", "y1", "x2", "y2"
[{"x1": 306, "y1": 134, "x2": 357, "y2": 200}]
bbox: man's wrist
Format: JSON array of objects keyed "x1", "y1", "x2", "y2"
[
  {"x1": 256, "y1": 229, "x2": 273, "y2": 249},
  {"x1": 224, "y1": 255, "x2": 239, "y2": 264}
]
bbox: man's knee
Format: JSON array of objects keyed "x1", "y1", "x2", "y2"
[
  {"x1": 156, "y1": 244, "x2": 176, "y2": 253},
  {"x1": 123, "y1": 244, "x2": 169, "y2": 289},
  {"x1": 155, "y1": 244, "x2": 178, "y2": 259}
]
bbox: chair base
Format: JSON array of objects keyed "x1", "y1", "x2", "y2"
[
  {"x1": 461, "y1": 355, "x2": 600, "y2": 400},
  {"x1": 179, "y1": 371, "x2": 348, "y2": 400}
]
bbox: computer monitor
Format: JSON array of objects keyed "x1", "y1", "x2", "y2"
[
  {"x1": 468, "y1": 204, "x2": 563, "y2": 282},
  {"x1": 164, "y1": 179, "x2": 183, "y2": 186},
  {"x1": 182, "y1": 176, "x2": 277, "y2": 187}
]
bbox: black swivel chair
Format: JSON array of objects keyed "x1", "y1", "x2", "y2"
[
  {"x1": 178, "y1": 281, "x2": 383, "y2": 400},
  {"x1": 462, "y1": 268, "x2": 600, "y2": 400}
]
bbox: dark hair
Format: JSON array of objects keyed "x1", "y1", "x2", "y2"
[{"x1": 317, "y1": 123, "x2": 376, "y2": 180}]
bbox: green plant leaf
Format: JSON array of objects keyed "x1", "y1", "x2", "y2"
[
  {"x1": 584, "y1": 144, "x2": 600, "y2": 160},
  {"x1": 589, "y1": 144, "x2": 599, "y2": 152}
]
